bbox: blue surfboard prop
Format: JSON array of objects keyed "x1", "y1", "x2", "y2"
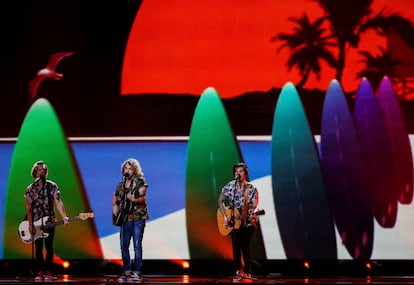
[
  {"x1": 353, "y1": 78, "x2": 397, "y2": 227},
  {"x1": 377, "y1": 76, "x2": 413, "y2": 204},
  {"x1": 320, "y1": 80, "x2": 373, "y2": 259},
  {"x1": 271, "y1": 82, "x2": 336, "y2": 259}
]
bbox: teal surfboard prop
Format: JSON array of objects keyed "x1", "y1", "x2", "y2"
[
  {"x1": 377, "y1": 76, "x2": 413, "y2": 204},
  {"x1": 353, "y1": 78, "x2": 397, "y2": 227},
  {"x1": 320, "y1": 80, "x2": 373, "y2": 259},
  {"x1": 3, "y1": 98, "x2": 102, "y2": 259},
  {"x1": 271, "y1": 82, "x2": 336, "y2": 259},
  {"x1": 185, "y1": 87, "x2": 266, "y2": 259}
]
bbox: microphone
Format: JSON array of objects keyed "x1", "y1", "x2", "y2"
[
  {"x1": 122, "y1": 173, "x2": 129, "y2": 188},
  {"x1": 35, "y1": 176, "x2": 45, "y2": 184},
  {"x1": 122, "y1": 173, "x2": 129, "y2": 181},
  {"x1": 234, "y1": 174, "x2": 240, "y2": 181}
]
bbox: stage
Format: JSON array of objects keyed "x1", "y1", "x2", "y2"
[
  {"x1": 1, "y1": 274, "x2": 414, "y2": 284},
  {"x1": 1, "y1": 260, "x2": 414, "y2": 284}
]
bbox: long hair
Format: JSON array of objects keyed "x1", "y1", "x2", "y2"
[{"x1": 121, "y1": 158, "x2": 144, "y2": 177}]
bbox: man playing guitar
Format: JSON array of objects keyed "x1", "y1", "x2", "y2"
[
  {"x1": 24, "y1": 161, "x2": 70, "y2": 281},
  {"x1": 217, "y1": 162, "x2": 260, "y2": 283}
]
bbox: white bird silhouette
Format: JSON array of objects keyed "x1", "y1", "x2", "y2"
[{"x1": 28, "y1": 51, "x2": 75, "y2": 100}]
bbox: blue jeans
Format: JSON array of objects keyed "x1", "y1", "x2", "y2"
[{"x1": 120, "y1": 220, "x2": 146, "y2": 273}]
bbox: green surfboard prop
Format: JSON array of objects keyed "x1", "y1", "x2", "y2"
[
  {"x1": 271, "y1": 82, "x2": 336, "y2": 259},
  {"x1": 185, "y1": 87, "x2": 266, "y2": 259},
  {"x1": 3, "y1": 98, "x2": 102, "y2": 259}
]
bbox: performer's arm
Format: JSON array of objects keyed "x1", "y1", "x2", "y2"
[
  {"x1": 54, "y1": 193, "x2": 69, "y2": 225},
  {"x1": 112, "y1": 193, "x2": 119, "y2": 215},
  {"x1": 218, "y1": 192, "x2": 228, "y2": 226},
  {"x1": 127, "y1": 183, "x2": 147, "y2": 204},
  {"x1": 25, "y1": 197, "x2": 33, "y2": 232}
]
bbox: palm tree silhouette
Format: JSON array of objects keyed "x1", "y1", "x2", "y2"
[
  {"x1": 312, "y1": 0, "x2": 414, "y2": 84},
  {"x1": 357, "y1": 46, "x2": 405, "y2": 95},
  {"x1": 270, "y1": 13, "x2": 337, "y2": 89},
  {"x1": 274, "y1": 1, "x2": 414, "y2": 91}
]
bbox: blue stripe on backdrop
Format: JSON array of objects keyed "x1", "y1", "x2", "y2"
[
  {"x1": 0, "y1": 143, "x2": 14, "y2": 258},
  {"x1": 0, "y1": 140, "x2": 271, "y2": 254}
]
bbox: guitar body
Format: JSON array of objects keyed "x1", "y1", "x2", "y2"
[
  {"x1": 113, "y1": 211, "x2": 127, "y2": 227},
  {"x1": 217, "y1": 207, "x2": 265, "y2": 236},
  {"x1": 18, "y1": 216, "x2": 51, "y2": 244},
  {"x1": 18, "y1": 212, "x2": 94, "y2": 244},
  {"x1": 112, "y1": 192, "x2": 135, "y2": 227},
  {"x1": 217, "y1": 207, "x2": 241, "y2": 236}
]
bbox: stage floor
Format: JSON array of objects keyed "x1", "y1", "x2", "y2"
[
  {"x1": 1, "y1": 274, "x2": 414, "y2": 284},
  {"x1": 2, "y1": 260, "x2": 414, "y2": 284}
]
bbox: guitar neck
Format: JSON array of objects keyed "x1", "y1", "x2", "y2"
[
  {"x1": 234, "y1": 210, "x2": 265, "y2": 220},
  {"x1": 44, "y1": 216, "x2": 80, "y2": 229}
]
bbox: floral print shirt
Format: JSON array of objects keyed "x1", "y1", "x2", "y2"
[
  {"x1": 220, "y1": 180, "x2": 258, "y2": 227},
  {"x1": 114, "y1": 176, "x2": 149, "y2": 221},
  {"x1": 24, "y1": 180, "x2": 59, "y2": 223}
]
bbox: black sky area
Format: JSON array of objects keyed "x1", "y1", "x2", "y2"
[{"x1": 0, "y1": 0, "x2": 147, "y2": 137}]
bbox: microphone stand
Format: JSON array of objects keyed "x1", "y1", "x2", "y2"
[
  {"x1": 231, "y1": 178, "x2": 237, "y2": 235},
  {"x1": 30, "y1": 201, "x2": 35, "y2": 275},
  {"x1": 39, "y1": 178, "x2": 46, "y2": 275}
]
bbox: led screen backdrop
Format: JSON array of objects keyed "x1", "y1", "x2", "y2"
[
  {"x1": 1, "y1": 136, "x2": 414, "y2": 260},
  {"x1": 1, "y1": 0, "x2": 414, "y2": 262}
]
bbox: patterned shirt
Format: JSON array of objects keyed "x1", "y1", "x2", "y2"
[
  {"x1": 114, "y1": 176, "x2": 149, "y2": 221},
  {"x1": 24, "y1": 180, "x2": 60, "y2": 223},
  {"x1": 220, "y1": 180, "x2": 258, "y2": 227}
]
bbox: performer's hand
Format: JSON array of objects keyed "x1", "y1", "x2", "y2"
[
  {"x1": 251, "y1": 216, "x2": 258, "y2": 224},
  {"x1": 63, "y1": 217, "x2": 70, "y2": 225},
  {"x1": 126, "y1": 192, "x2": 134, "y2": 202},
  {"x1": 223, "y1": 216, "x2": 228, "y2": 227}
]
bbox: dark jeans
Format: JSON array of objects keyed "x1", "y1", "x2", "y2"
[
  {"x1": 120, "y1": 220, "x2": 146, "y2": 273},
  {"x1": 232, "y1": 225, "x2": 255, "y2": 274},
  {"x1": 34, "y1": 228, "x2": 55, "y2": 273}
]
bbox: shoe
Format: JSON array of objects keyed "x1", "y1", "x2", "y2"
[
  {"x1": 232, "y1": 270, "x2": 243, "y2": 283},
  {"x1": 43, "y1": 271, "x2": 54, "y2": 281},
  {"x1": 118, "y1": 273, "x2": 129, "y2": 283},
  {"x1": 129, "y1": 272, "x2": 144, "y2": 282},
  {"x1": 242, "y1": 273, "x2": 255, "y2": 283},
  {"x1": 34, "y1": 271, "x2": 43, "y2": 282}
]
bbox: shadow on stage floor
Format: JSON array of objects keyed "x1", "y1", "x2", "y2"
[{"x1": 1, "y1": 259, "x2": 414, "y2": 284}]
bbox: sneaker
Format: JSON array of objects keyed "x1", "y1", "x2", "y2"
[
  {"x1": 242, "y1": 273, "x2": 256, "y2": 282},
  {"x1": 129, "y1": 272, "x2": 144, "y2": 282},
  {"x1": 118, "y1": 273, "x2": 129, "y2": 283},
  {"x1": 242, "y1": 273, "x2": 252, "y2": 282},
  {"x1": 43, "y1": 271, "x2": 54, "y2": 281},
  {"x1": 34, "y1": 271, "x2": 43, "y2": 281},
  {"x1": 232, "y1": 270, "x2": 243, "y2": 283}
]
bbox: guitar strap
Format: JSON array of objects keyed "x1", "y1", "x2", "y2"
[{"x1": 241, "y1": 185, "x2": 250, "y2": 226}]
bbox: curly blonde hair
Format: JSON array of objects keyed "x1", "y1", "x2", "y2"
[{"x1": 121, "y1": 158, "x2": 144, "y2": 177}]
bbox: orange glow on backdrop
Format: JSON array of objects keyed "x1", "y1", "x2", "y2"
[
  {"x1": 187, "y1": 200, "x2": 233, "y2": 258},
  {"x1": 122, "y1": 0, "x2": 414, "y2": 98}
]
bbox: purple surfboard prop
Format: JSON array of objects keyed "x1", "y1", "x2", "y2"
[
  {"x1": 353, "y1": 78, "x2": 397, "y2": 228},
  {"x1": 320, "y1": 80, "x2": 373, "y2": 259},
  {"x1": 377, "y1": 76, "x2": 413, "y2": 204}
]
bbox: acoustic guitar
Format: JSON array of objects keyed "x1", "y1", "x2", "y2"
[{"x1": 217, "y1": 206, "x2": 265, "y2": 236}]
